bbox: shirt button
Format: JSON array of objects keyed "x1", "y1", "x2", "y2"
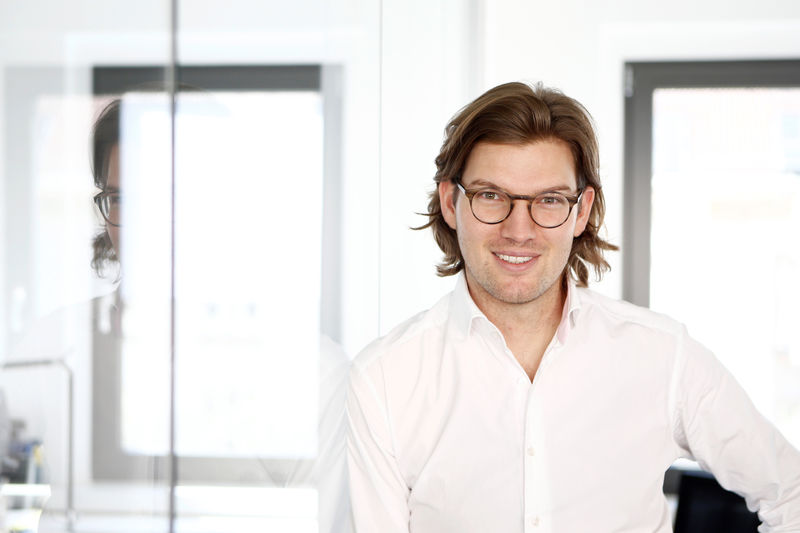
[
  {"x1": 526, "y1": 447, "x2": 535, "y2": 457},
  {"x1": 528, "y1": 515, "x2": 540, "y2": 527}
]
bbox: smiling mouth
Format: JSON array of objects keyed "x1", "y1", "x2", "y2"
[{"x1": 495, "y1": 253, "x2": 534, "y2": 265}]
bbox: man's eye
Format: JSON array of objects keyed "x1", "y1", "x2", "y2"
[
  {"x1": 477, "y1": 190, "x2": 504, "y2": 201},
  {"x1": 109, "y1": 195, "x2": 122, "y2": 206},
  {"x1": 536, "y1": 194, "x2": 566, "y2": 207}
]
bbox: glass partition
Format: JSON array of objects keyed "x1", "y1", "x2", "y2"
[
  {"x1": 0, "y1": 1, "x2": 174, "y2": 532},
  {"x1": 0, "y1": 0, "x2": 383, "y2": 531},
  {"x1": 0, "y1": 0, "x2": 483, "y2": 528}
]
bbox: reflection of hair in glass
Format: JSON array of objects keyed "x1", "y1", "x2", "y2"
[
  {"x1": 416, "y1": 81, "x2": 618, "y2": 286},
  {"x1": 91, "y1": 99, "x2": 120, "y2": 277}
]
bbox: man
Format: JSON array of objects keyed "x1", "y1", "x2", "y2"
[{"x1": 346, "y1": 81, "x2": 800, "y2": 532}]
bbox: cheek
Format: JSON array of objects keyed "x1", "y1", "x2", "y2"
[
  {"x1": 550, "y1": 229, "x2": 576, "y2": 258},
  {"x1": 532, "y1": 222, "x2": 571, "y2": 250},
  {"x1": 454, "y1": 214, "x2": 496, "y2": 255}
]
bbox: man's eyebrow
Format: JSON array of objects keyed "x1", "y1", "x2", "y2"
[
  {"x1": 543, "y1": 185, "x2": 577, "y2": 194},
  {"x1": 464, "y1": 179, "x2": 577, "y2": 195},
  {"x1": 465, "y1": 178, "x2": 501, "y2": 188}
]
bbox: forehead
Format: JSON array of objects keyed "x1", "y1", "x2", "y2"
[{"x1": 462, "y1": 139, "x2": 577, "y2": 192}]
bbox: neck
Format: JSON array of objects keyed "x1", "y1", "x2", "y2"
[{"x1": 469, "y1": 276, "x2": 566, "y2": 381}]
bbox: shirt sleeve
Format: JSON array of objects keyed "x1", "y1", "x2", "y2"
[
  {"x1": 673, "y1": 326, "x2": 800, "y2": 531},
  {"x1": 314, "y1": 335, "x2": 354, "y2": 533},
  {"x1": 346, "y1": 359, "x2": 411, "y2": 532}
]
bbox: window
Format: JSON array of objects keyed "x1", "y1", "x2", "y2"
[{"x1": 624, "y1": 60, "x2": 800, "y2": 451}]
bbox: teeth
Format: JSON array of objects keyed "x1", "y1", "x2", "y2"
[{"x1": 496, "y1": 253, "x2": 533, "y2": 264}]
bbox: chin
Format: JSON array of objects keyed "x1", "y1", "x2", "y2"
[
  {"x1": 497, "y1": 289, "x2": 545, "y2": 305},
  {"x1": 484, "y1": 280, "x2": 546, "y2": 305}
]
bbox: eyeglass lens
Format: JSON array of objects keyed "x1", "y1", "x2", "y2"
[{"x1": 98, "y1": 194, "x2": 121, "y2": 226}]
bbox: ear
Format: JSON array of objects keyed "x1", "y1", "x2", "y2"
[
  {"x1": 439, "y1": 180, "x2": 458, "y2": 230},
  {"x1": 573, "y1": 186, "x2": 595, "y2": 238}
]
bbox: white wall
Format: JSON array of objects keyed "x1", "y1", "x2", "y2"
[
  {"x1": 377, "y1": 0, "x2": 479, "y2": 333},
  {"x1": 479, "y1": 0, "x2": 800, "y2": 300}
]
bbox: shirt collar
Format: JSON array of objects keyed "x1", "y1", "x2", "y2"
[
  {"x1": 449, "y1": 272, "x2": 486, "y2": 340},
  {"x1": 554, "y1": 277, "x2": 582, "y2": 346},
  {"x1": 449, "y1": 272, "x2": 583, "y2": 344}
]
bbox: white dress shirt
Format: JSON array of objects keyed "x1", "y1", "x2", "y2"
[{"x1": 347, "y1": 274, "x2": 800, "y2": 532}]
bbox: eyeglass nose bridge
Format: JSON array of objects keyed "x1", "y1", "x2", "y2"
[{"x1": 497, "y1": 194, "x2": 534, "y2": 224}]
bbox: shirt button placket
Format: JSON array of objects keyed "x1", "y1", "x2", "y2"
[{"x1": 524, "y1": 373, "x2": 544, "y2": 533}]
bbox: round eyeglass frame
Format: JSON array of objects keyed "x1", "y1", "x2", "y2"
[
  {"x1": 93, "y1": 191, "x2": 121, "y2": 227},
  {"x1": 455, "y1": 180, "x2": 584, "y2": 228}
]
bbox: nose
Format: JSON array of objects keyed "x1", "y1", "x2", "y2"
[{"x1": 499, "y1": 199, "x2": 537, "y2": 243}]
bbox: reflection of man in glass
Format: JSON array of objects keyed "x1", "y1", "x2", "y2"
[
  {"x1": 91, "y1": 99, "x2": 121, "y2": 276},
  {"x1": 347, "y1": 82, "x2": 800, "y2": 532},
  {"x1": 12, "y1": 98, "x2": 125, "y2": 533},
  {"x1": 87, "y1": 95, "x2": 352, "y2": 532}
]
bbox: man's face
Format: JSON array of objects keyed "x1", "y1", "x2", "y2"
[{"x1": 439, "y1": 139, "x2": 595, "y2": 312}]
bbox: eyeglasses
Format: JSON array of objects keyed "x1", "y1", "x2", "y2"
[
  {"x1": 93, "y1": 191, "x2": 121, "y2": 227},
  {"x1": 456, "y1": 181, "x2": 583, "y2": 228}
]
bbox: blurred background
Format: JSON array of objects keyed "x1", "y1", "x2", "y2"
[{"x1": 0, "y1": 0, "x2": 798, "y2": 531}]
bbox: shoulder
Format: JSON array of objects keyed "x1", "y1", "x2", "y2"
[
  {"x1": 351, "y1": 292, "x2": 452, "y2": 376},
  {"x1": 575, "y1": 287, "x2": 685, "y2": 338}
]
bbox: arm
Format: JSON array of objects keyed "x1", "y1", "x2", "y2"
[
  {"x1": 673, "y1": 327, "x2": 800, "y2": 530},
  {"x1": 346, "y1": 360, "x2": 410, "y2": 532}
]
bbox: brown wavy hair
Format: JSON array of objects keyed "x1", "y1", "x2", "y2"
[{"x1": 416, "y1": 81, "x2": 618, "y2": 286}]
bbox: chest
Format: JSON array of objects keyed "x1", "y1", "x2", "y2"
[{"x1": 386, "y1": 338, "x2": 679, "y2": 532}]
